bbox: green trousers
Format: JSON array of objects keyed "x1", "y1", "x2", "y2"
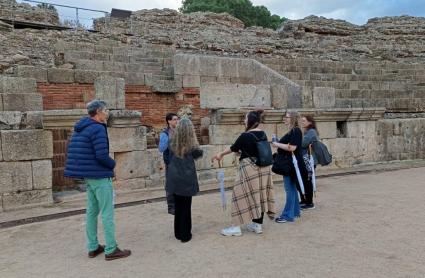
[{"x1": 85, "y1": 178, "x2": 117, "y2": 255}]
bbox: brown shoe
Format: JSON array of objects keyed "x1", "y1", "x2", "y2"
[
  {"x1": 88, "y1": 245, "x2": 105, "y2": 258},
  {"x1": 105, "y1": 247, "x2": 131, "y2": 261}
]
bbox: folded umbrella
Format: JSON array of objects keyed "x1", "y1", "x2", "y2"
[
  {"x1": 217, "y1": 161, "x2": 226, "y2": 211},
  {"x1": 291, "y1": 152, "x2": 305, "y2": 195},
  {"x1": 309, "y1": 145, "x2": 317, "y2": 194}
]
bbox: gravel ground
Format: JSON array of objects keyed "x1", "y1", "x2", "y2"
[{"x1": 0, "y1": 167, "x2": 424, "y2": 278}]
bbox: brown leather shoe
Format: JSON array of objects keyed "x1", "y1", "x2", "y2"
[
  {"x1": 88, "y1": 245, "x2": 105, "y2": 258},
  {"x1": 105, "y1": 247, "x2": 131, "y2": 261}
]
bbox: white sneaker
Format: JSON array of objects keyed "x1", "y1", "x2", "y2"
[
  {"x1": 246, "y1": 222, "x2": 263, "y2": 234},
  {"x1": 221, "y1": 226, "x2": 242, "y2": 236}
]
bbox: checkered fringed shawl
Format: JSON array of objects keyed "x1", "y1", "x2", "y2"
[{"x1": 231, "y1": 158, "x2": 276, "y2": 225}]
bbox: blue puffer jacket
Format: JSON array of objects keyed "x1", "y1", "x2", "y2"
[{"x1": 64, "y1": 117, "x2": 115, "y2": 179}]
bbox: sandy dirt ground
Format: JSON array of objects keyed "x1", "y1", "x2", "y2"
[{"x1": 0, "y1": 167, "x2": 424, "y2": 278}]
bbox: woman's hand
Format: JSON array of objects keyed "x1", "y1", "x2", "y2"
[
  {"x1": 211, "y1": 153, "x2": 223, "y2": 163},
  {"x1": 272, "y1": 142, "x2": 279, "y2": 148}
]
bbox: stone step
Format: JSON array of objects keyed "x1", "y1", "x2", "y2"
[
  {"x1": 64, "y1": 51, "x2": 166, "y2": 65},
  {"x1": 73, "y1": 59, "x2": 164, "y2": 73}
]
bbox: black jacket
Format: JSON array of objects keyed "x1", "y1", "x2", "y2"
[{"x1": 165, "y1": 148, "x2": 203, "y2": 196}]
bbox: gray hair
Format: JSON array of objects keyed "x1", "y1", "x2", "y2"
[{"x1": 87, "y1": 99, "x2": 107, "y2": 117}]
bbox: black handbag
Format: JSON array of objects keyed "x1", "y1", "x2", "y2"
[{"x1": 271, "y1": 152, "x2": 294, "y2": 176}]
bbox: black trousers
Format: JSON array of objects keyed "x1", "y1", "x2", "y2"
[
  {"x1": 252, "y1": 212, "x2": 264, "y2": 224},
  {"x1": 174, "y1": 194, "x2": 192, "y2": 242},
  {"x1": 166, "y1": 191, "x2": 175, "y2": 214},
  {"x1": 296, "y1": 176, "x2": 314, "y2": 205}
]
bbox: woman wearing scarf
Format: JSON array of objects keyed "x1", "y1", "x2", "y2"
[{"x1": 212, "y1": 110, "x2": 275, "y2": 236}]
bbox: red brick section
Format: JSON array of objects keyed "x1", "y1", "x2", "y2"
[
  {"x1": 51, "y1": 129, "x2": 77, "y2": 190},
  {"x1": 38, "y1": 83, "x2": 210, "y2": 189},
  {"x1": 38, "y1": 83, "x2": 95, "y2": 109},
  {"x1": 125, "y1": 85, "x2": 210, "y2": 132}
]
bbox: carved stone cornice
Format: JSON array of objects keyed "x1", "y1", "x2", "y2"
[
  {"x1": 211, "y1": 107, "x2": 386, "y2": 125},
  {"x1": 43, "y1": 109, "x2": 86, "y2": 129},
  {"x1": 43, "y1": 109, "x2": 142, "y2": 129}
]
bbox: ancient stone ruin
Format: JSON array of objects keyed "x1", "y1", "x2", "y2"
[{"x1": 0, "y1": 0, "x2": 424, "y2": 211}]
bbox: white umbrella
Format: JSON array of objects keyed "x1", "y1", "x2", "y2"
[
  {"x1": 309, "y1": 145, "x2": 317, "y2": 194},
  {"x1": 217, "y1": 161, "x2": 226, "y2": 211},
  {"x1": 291, "y1": 152, "x2": 305, "y2": 195}
]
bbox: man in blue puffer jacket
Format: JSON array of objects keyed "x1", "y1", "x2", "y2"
[{"x1": 64, "y1": 99, "x2": 131, "y2": 261}]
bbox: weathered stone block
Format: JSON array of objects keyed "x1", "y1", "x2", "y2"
[
  {"x1": 195, "y1": 145, "x2": 234, "y2": 171},
  {"x1": 200, "y1": 83, "x2": 271, "y2": 109},
  {"x1": 0, "y1": 76, "x2": 37, "y2": 94},
  {"x1": 108, "y1": 126, "x2": 146, "y2": 152},
  {"x1": 236, "y1": 59, "x2": 256, "y2": 79},
  {"x1": 174, "y1": 54, "x2": 201, "y2": 75},
  {"x1": 0, "y1": 161, "x2": 32, "y2": 193},
  {"x1": 316, "y1": 122, "x2": 337, "y2": 139},
  {"x1": 145, "y1": 175, "x2": 165, "y2": 188},
  {"x1": 103, "y1": 61, "x2": 126, "y2": 72},
  {"x1": 313, "y1": 87, "x2": 336, "y2": 108},
  {"x1": 270, "y1": 83, "x2": 302, "y2": 109},
  {"x1": 114, "y1": 178, "x2": 146, "y2": 190},
  {"x1": 94, "y1": 76, "x2": 125, "y2": 109},
  {"x1": 107, "y1": 110, "x2": 142, "y2": 127},
  {"x1": 346, "y1": 121, "x2": 376, "y2": 138},
  {"x1": 15, "y1": 66, "x2": 48, "y2": 82},
  {"x1": 209, "y1": 124, "x2": 245, "y2": 145},
  {"x1": 301, "y1": 86, "x2": 313, "y2": 108},
  {"x1": 32, "y1": 160, "x2": 52, "y2": 190},
  {"x1": 0, "y1": 111, "x2": 22, "y2": 130},
  {"x1": 22, "y1": 111, "x2": 43, "y2": 129},
  {"x1": 74, "y1": 70, "x2": 102, "y2": 84},
  {"x1": 124, "y1": 72, "x2": 145, "y2": 85},
  {"x1": 64, "y1": 51, "x2": 93, "y2": 63},
  {"x1": 47, "y1": 68, "x2": 75, "y2": 83},
  {"x1": 143, "y1": 149, "x2": 165, "y2": 178},
  {"x1": 1, "y1": 130, "x2": 53, "y2": 161},
  {"x1": 74, "y1": 60, "x2": 104, "y2": 71},
  {"x1": 200, "y1": 76, "x2": 217, "y2": 84},
  {"x1": 2, "y1": 93, "x2": 43, "y2": 111},
  {"x1": 261, "y1": 123, "x2": 276, "y2": 139},
  {"x1": 2, "y1": 189, "x2": 52, "y2": 210},
  {"x1": 217, "y1": 58, "x2": 239, "y2": 78},
  {"x1": 183, "y1": 75, "x2": 201, "y2": 88},
  {"x1": 111, "y1": 54, "x2": 129, "y2": 63},
  {"x1": 276, "y1": 122, "x2": 290, "y2": 138},
  {"x1": 115, "y1": 151, "x2": 150, "y2": 180}
]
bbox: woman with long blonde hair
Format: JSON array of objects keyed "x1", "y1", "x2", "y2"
[
  {"x1": 272, "y1": 111, "x2": 307, "y2": 223},
  {"x1": 166, "y1": 118, "x2": 203, "y2": 243}
]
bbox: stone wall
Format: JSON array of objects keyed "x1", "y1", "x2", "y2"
[{"x1": 0, "y1": 76, "x2": 53, "y2": 211}]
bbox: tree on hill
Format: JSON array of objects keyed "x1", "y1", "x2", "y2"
[{"x1": 180, "y1": 0, "x2": 287, "y2": 29}]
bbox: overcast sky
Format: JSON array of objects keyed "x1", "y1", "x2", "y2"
[{"x1": 20, "y1": 0, "x2": 425, "y2": 25}]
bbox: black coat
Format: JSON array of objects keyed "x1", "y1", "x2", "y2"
[{"x1": 165, "y1": 148, "x2": 203, "y2": 197}]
